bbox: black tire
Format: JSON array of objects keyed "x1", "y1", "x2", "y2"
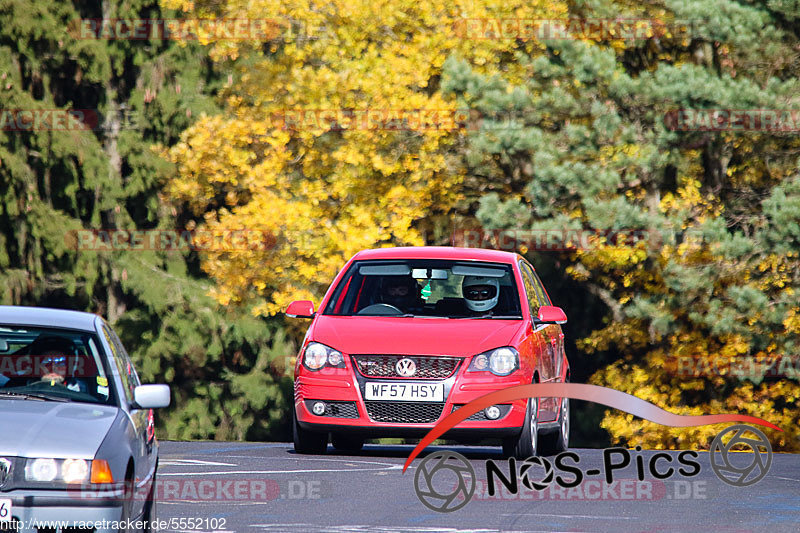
[
  {"x1": 118, "y1": 473, "x2": 134, "y2": 533},
  {"x1": 331, "y1": 433, "x2": 364, "y2": 453},
  {"x1": 142, "y1": 471, "x2": 157, "y2": 532},
  {"x1": 502, "y1": 396, "x2": 539, "y2": 459},
  {"x1": 539, "y1": 395, "x2": 570, "y2": 456},
  {"x1": 293, "y1": 405, "x2": 328, "y2": 454}
]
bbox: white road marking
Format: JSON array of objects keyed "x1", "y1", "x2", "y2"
[
  {"x1": 162, "y1": 500, "x2": 282, "y2": 505},
  {"x1": 775, "y1": 476, "x2": 800, "y2": 482},
  {"x1": 160, "y1": 459, "x2": 237, "y2": 466},
  {"x1": 502, "y1": 513, "x2": 634, "y2": 520},
  {"x1": 248, "y1": 527, "x2": 564, "y2": 533},
  {"x1": 159, "y1": 456, "x2": 405, "y2": 476},
  {"x1": 160, "y1": 466, "x2": 400, "y2": 476}
]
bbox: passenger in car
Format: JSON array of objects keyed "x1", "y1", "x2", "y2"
[{"x1": 462, "y1": 275, "x2": 501, "y2": 315}]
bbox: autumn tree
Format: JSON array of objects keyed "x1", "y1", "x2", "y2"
[
  {"x1": 442, "y1": 1, "x2": 800, "y2": 449},
  {"x1": 162, "y1": 0, "x2": 568, "y2": 315},
  {"x1": 0, "y1": 0, "x2": 292, "y2": 440}
]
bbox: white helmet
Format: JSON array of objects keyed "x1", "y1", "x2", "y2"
[{"x1": 462, "y1": 276, "x2": 500, "y2": 313}]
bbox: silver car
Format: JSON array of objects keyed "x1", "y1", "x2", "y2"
[{"x1": 0, "y1": 306, "x2": 170, "y2": 532}]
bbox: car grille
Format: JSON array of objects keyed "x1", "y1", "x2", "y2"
[
  {"x1": 352, "y1": 355, "x2": 460, "y2": 379},
  {"x1": 304, "y1": 400, "x2": 359, "y2": 418},
  {"x1": 364, "y1": 401, "x2": 445, "y2": 423},
  {"x1": 0, "y1": 456, "x2": 16, "y2": 490}
]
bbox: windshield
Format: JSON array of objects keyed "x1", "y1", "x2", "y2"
[
  {"x1": 324, "y1": 260, "x2": 523, "y2": 318},
  {"x1": 0, "y1": 326, "x2": 115, "y2": 405}
]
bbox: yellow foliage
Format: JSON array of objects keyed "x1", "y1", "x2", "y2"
[
  {"x1": 161, "y1": 0, "x2": 569, "y2": 314},
  {"x1": 591, "y1": 363, "x2": 799, "y2": 451}
]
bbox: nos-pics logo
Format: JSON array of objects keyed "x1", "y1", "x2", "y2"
[{"x1": 413, "y1": 424, "x2": 772, "y2": 513}]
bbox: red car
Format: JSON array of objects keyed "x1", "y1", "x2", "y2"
[{"x1": 286, "y1": 247, "x2": 570, "y2": 457}]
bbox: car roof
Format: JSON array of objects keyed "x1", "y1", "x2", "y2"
[
  {"x1": 0, "y1": 306, "x2": 100, "y2": 332},
  {"x1": 351, "y1": 246, "x2": 519, "y2": 264}
]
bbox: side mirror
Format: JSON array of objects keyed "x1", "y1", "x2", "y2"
[
  {"x1": 534, "y1": 305, "x2": 567, "y2": 325},
  {"x1": 133, "y1": 384, "x2": 170, "y2": 409},
  {"x1": 286, "y1": 300, "x2": 315, "y2": 319}
]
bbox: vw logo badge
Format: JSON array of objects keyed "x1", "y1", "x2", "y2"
[
  {"x1": 0, "y1": 458, "x2": 11, "y2": 487},
  {"x1": 396, "y1": 357, "x2": 417, "y2": 377}
]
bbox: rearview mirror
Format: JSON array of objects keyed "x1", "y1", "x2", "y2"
[
  {"x1": 411, "y1": 268, "x2": 448, "y2": 280},
  {"x1": 534, "y1": 305, "x2": 567, "y2": 325},
  {"x1": 286, "y1": 300, "x2": 315, "y2": 318},
  {"x1": 133, "y1": 384, "x2": 170, "y2": 409}
]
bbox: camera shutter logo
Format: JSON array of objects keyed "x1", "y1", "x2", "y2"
[
  {"x1": 519, "y1": 456, "x2": 554, "y2": 490},
  {"x1": 0, "y1": 458, "x2": 10, "y2": 487},
  {"x1": 414, "y1": 451, "x2": 475, "y2": 512},
  {"x1": 710, "y1": 424, "x2": 772, "y2": 487},
  {"x1": 396, "y1": 358, "x2": 417, "y2": 377}
]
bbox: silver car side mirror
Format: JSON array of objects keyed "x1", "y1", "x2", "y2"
[{"x1": 133, "y1": 384, "x2": 171, "y2": 409}]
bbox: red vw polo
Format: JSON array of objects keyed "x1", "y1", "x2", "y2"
[{"x1": 286, "y1": 247, "x2": 570, "y2": 458}]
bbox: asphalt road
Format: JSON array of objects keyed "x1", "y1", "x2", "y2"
[{"x1": 155, "y1": 441, "x2": 799, "y2": 533}]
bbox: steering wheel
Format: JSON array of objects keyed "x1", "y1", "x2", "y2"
[
  {"x1": 356, "y1": 303, "x2": 404, "y2": 315},
  {"x1": 29, "y1": 376, "x2": 70, "y2": 389}
]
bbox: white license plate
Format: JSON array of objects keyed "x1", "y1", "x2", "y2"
[
  {"x1": 0, "y1": 498, "x2": 11, "y2": 522},
  {"x1": 365, "y1": 382, "x2": 444, "y2": 402}
]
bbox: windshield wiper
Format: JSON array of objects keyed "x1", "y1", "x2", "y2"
[
  {"x1": 357, "y1": 313, "x2": 416, "y2": 317},
  {"x1": 453, "y1": 314, "x2": 522, "y2": 319},
  {"x1": 0, "y1": 390, "x2": 71, "y2": 402}
]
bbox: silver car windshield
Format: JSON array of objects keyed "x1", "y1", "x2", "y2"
[{"x1": 0, "y1": 326, "x2": 114, "y2": 405}]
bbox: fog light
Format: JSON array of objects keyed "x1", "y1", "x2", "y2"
[
  {"x1": 485, "y1": 405, "x2": 501, "y2": 420},
  {"x1": 312, "y1": 401, "x2": 326, "y2": 415}
]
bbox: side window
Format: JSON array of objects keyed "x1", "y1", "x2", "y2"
[
  {"x1": 518, "y1": 262, "x2": 541, "y2": 317},
  {"x1": 110, "y1": 328, "x2": 141, "y2": 389},
  {"x1": 529, "y1": 266, "x2": 552, "y2": 306},
  {"x1": 102, "y1": 325, "x2": 136, "y2": 403}
]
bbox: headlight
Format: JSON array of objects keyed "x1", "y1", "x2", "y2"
[
  {"x1": 302, "y1": 342, "x2": 345, "y2": 371},
  {"x1": 26, "y1": 458, "x2": 58, "y2": 482},
  {"x1": 62, "y1": 458, "x2": 90, "y2": 483},
  {"x1": 25, "y1": 458, "x2": 91, "y2": 483},
  {"x1": 467, "y1": 347, "x2": 519, "y2": 376}
]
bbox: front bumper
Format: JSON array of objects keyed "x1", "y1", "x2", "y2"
[
  {"x1": 0, "y1": 490, "x2": 123, "y2": 533},
  {"x1": 295, "y1": 357, "x2": 535, "y2": 439}
]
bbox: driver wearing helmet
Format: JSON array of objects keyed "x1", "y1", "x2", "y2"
[{"x1": 462, "y1": 275, "x2": 501, "y2": 315}]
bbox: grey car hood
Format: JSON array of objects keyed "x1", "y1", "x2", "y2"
[{"x1": 0, "y1": 399, "x2": 119, "y2": 458}]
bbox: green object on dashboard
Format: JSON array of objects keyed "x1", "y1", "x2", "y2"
[{"x1": 421, "y1": 281, "x2": 432, "y2": 300}]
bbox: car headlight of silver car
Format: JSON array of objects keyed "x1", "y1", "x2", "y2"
[
  {"x1": 302, "y1": 342, "x2": 345, "y2": 371},
  {"x1": 467, "y1": 347, "x2": 519, "y2": 376},
  {"x1": 24, "y1": 458, "x2": 113, "y2": 484}
]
